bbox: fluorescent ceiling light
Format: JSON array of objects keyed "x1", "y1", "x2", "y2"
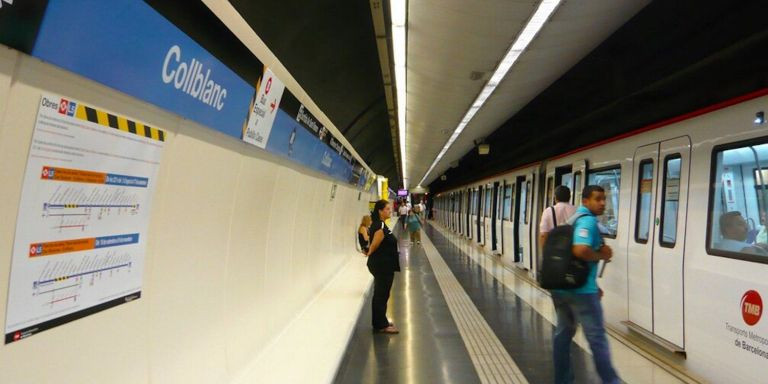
[
  {"x1": 391, "y1": 0, "x2": 407, "y2": 186},
  {"x1": 418, "y1": 0, "x2": 562, "y2": 186}
]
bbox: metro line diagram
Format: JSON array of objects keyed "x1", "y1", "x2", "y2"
[
  {"x1": 42, "y1": 184, "x2": 140, "y2": 232},
  {"x1": 32, "y1": 250, "x2": 133, "y2": 308}
]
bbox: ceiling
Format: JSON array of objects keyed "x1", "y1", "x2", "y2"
[
  {"x1": 148, "y1": 1, "x2": 768, "y2": 193},
  {"x1": 227, "y1": 0, "x2": 400, "y2": 187},
  {"x1": 407, "y1": 0, "x2": 650, "y2": 188},
  {"x1": 429, "y1": 0, "x2": 768, "y2": 192}
]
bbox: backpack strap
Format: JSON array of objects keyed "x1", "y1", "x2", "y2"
[
  {"x1": 566, "y1": 212, "x2": 590, "y2": 226},
  {"x1": 550, "y1": 206, "x2": 557, "y2": 227}
]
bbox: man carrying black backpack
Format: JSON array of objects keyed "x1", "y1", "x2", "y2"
[{"x1": 550, "y1": 185, "x2": 619, "y2": 384}]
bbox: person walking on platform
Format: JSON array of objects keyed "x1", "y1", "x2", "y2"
[
  {"x1": 358, "y1": 215, "x2": 372, "y2": 255},
  {"x1": 539, "y1": 186, "x2": 577, "y2": 249},
  {"x1": 551, "y1": 185, "x2": 619, "y2": 384},
  {"x1": 407, "y1": 206, "x2": 423, "y2": 245},
  {"x1": 397, "y1": 202, "x2": 409, "y2": 230},
  {"x1": 367, "y1": 200, "x2": 401, "y2": 334}
]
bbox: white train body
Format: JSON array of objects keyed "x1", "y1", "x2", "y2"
[{"x1": 433, "y1": 92, "x2": 768, "y2": 383}]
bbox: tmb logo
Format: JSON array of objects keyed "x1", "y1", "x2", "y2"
[
  {"x1": 58, "y1": 98, "x2": 77, "y2": 116},
  {"x1": 58, "y1": 99, "x2": 68, "y2": 114},
  {"x1": 41, "y1": 166, "x2": 55, "y2": 179},
  {"x1": 29, "y1": 244, "x2": 42, "y2": 257},
  {"x1": 741, "y1": 290, "x2": 763, "y2": 326}
]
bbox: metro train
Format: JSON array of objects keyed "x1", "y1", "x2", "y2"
[{"x1": 432, "y1": 91, "x2": 768, "y2": 383}]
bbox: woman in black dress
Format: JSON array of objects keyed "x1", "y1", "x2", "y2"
[{"x1": 366, "y1": 200, "x2": 401, "y2": 334}]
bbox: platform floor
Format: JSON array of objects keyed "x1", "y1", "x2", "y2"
[{"x1": 334, "y1": 219, "x2": 690, "y2": 384}]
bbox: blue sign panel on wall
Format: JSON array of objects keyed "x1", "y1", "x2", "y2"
[{"x1": 32, "y1": 0, "x2": 254, "y2": 139}]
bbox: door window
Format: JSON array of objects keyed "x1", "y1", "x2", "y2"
[
  {"x1": 660, "y1": 156, "x2": 681, "y2": 247},
  {"x1": 545, "y1": 176, "x2": 554, "y2": 206},
  {"x1": 636, "y1": 160, "x2": 654, "y2": 243},
  {"x1": 588, "y1": 167, "x2": 621, "y2": 237},
  {"x1": 503, "y1": 184, "x2": 512, "y2": 220},
  {"x1": 520, "y1": 181, "x2": 528, "y2": 224},
  {"x1": 573, "y1": 171, "x2": 582, "y2": 204},
  {"x1": 497, "y1": 185, "x2": 503, "y2": 217},
  {"x1": 484, "y1": 187, "x2": 492, "y2": 217}
]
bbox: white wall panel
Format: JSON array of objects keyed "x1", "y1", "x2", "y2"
[{"x1": 0, "y1": 51, "x2": 372, "y2": 384}]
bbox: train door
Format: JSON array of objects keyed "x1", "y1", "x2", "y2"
[
  {"x1": 455, "y1": 193, "x2": 460, "y2": 232},
  {"x1": 500, "y1": 181, "x2": 512, "y2": 257},
  {"x1": 514, "y1": 175, "x2": 531, "y2": 267},
  {"x1": 475, "y1": 186, "x2": 483, "y2": 244},
  {"x1": 490, "y1": 181, "x2": 500, "y2": 252},
  {"x1": 467, "y1": 190, "x2": 477, "y2": 239},
  {"x1": 572, "y1": 160, "x2": 586, "y2": 202},
  {"x1": 627, "y1": 137, "x2": 690, "y2": 349},
  {"x1": 463, "y1": 190, "x2": 468, "y2": 235},
  {"x1": 459, "y1": 191, "x2": 464, "y2": 236},
  {"x1": 483, "y1": 183, "x2": 493, "y2": 248},
  {"x1": 465, "y1": 189, "x2": 471, "y2": 238},
  {"x1": 495, "y1": 182, "x2": 504, "y2": 254},
  {"x1": 527, "y1": 172, "x2": 539, "y2": 271},
  {"x1": 457, "y1": 191, "x2": 463, "y2": 234}
]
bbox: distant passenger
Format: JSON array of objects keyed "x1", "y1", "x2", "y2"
[
  {"x1": 367, "y1": 199, "x2": 401, "y2": 334},
  {"x1": 407, "y1": 206, "x2": 423, "y2": 245},
  {"x1": 551, "y1": 185, "x2": 620, "y2": 384},
  {"x1": 754, "y1": 211, "x2": 768, "y2": 244},
  {"x1": 717, "y1": 211, "x2": 768, "y2": 255},
  {"x1": 539, "y1": 186, "x2": 577, "y2": 249},
  {"x1": 358, "y1": 215, "x2": 372, "y2": 254},
  {"x1": 398, "y1": 202, "x2": 409, "y2": 229}
]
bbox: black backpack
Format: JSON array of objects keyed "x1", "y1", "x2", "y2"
[{"x1": 539, "y1": 207, "x2": 591, "y2": 290}]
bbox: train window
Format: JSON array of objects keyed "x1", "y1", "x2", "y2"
[
  {"x1": 660, "y1": 156, "x2": 681, "y2": 247},
  {"x1": 503, "y1": 184, "x2": 512, "y2": 220},
  {"x1": 522, "y1": 181, "x2": 530, "y2": 224},
  {"x1": 545, "y1": 176, "x2": 554, "y2": 206},
  {"x1": 497, "y1": 185, "x2": 504, "y2": 217},
  {"x1": 708, "y1": 140, "x2": 768, "y2": 262},
  {"x1": 561, "y1": 173, "x2": 573, "y2": 191},
  {"x1": 573, "y1": 172, "x2": 582, "y2": 204},
  {"x1": 636, "y1": 160, "x2": 654, "y2": 243},
  {"x1": 587, "y1": 166, "x2": 621, "y2": 238},
  {"x1": 484, "y1": 187, "x2": 492, "y2": 217}
]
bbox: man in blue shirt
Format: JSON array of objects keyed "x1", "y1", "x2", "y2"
[{"x1": 551, "y1": 185, "x2": 619, "y2": 384}]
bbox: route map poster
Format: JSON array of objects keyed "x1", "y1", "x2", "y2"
[{"x1": 4, "y1": 95, "x2": 165, "y2": 343}]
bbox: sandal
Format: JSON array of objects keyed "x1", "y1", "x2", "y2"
[{"x1": 376, "y1": 325, "x2": 400, "y2": 334}]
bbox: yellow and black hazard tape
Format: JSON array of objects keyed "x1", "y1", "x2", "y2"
[{"x1": 74, "y1": 104, "x2": 165, "y2": 142}]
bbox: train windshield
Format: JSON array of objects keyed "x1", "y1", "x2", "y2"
[{"x1": 710, "y1": 142, "x2": 768, "y2": 259}]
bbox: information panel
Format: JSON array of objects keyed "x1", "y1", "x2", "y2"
[
  {"x1": 243, "y1": 67, "x2": 286, "y2": 148},
  {"x1": 4, "y1": 95, "x2": 164, "y2": 343}
]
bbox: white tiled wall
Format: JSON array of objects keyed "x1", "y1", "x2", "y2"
[{"x1": 0, "y1": 47, "x2": 372, "y2": 384}]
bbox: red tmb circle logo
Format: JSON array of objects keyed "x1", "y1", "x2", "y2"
[{"x1": 741, "y1": 290, "x2": 763, "y2": 326}]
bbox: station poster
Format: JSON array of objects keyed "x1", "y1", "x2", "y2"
[
  {"x1": 243, "y1": 67, "x2": 286, "y2": 148},
  {"x1": 4, "y1": 95, "x2": 164, "y2": 343}
]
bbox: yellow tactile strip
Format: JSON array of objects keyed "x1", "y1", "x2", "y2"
[{"x1": 420, "y1": 233, "x2": 530, "y2": 384}]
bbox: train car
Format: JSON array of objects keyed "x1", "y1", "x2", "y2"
[{"x1": 432, "y1": 92, "x2": 768, "y2": 383}]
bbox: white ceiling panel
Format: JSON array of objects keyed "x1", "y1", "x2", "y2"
[{"x1": 406, "y1": 0, "x2": 650, "y2": 186}]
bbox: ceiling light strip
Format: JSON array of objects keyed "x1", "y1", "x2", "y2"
[
  {"x1": 391, "y1": 0, "x2": 408, "y2": 188},
  {"x1": 417, "y1": 0, "x2": 561, "y2": 186}
]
